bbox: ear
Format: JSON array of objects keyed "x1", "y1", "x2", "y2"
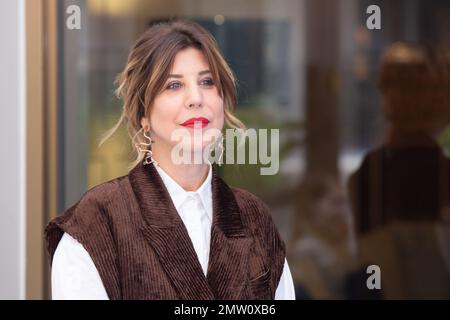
[{"x1": 140, "y1": 117, "x2": 150, "y2": 132}]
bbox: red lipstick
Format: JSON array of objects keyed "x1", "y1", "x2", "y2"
[{"x1": 180, "y1": 117, "x2": 210, "y2": 128}]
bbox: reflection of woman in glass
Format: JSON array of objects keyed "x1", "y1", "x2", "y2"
[
  {"x1": 45, "y1": 20, "x2": 295, "y2": 300},
  {"x1": 349, "y1": 43, "x2": 450, "y2": 235},
  {"x1": 348, "y1": 43, "x2": 450, "y2": 299}
]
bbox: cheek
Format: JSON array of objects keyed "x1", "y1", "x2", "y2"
[
  {"x1": 209, "y1": 94, "x2": 225, "y2": 126},
  {"x1": 150, "y1": 96, "x2": 181, "y2": 128}
]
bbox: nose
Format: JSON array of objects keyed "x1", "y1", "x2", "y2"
[{"x1": 185, "y1": 84, "x2": 203, "y2": 108}]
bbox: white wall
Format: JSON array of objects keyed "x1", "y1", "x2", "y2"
[{"x1": 0, "y1": 0, "x2": 26, "y2": 299}]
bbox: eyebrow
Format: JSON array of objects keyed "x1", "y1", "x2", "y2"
[{"x1": 167, "y1": 70, "x2": 211, "y2": 78}]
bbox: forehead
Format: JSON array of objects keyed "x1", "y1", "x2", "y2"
[{"x1": 170, "y1": 47, "x2": 210, "y2": 74}]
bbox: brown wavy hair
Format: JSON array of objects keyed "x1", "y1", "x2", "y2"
[
  {"x1": 378, "y1": 42, "x2": 450, "y2": 135},
  {"x1": 100, "y1": 19, "x2": 245, "y2": 169}
]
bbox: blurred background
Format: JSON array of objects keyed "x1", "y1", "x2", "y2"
[{"x1": 1, "y1": 0, "x2": 449, "y2": 299}]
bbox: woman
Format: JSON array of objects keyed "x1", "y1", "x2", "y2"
[{"x1": 45, "y1": 19, "x2": 295, "y2": 300}]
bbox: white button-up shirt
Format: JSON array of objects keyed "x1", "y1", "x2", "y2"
[{"x1": 52, "y1": 163, "x2": 295, "y2": 299}]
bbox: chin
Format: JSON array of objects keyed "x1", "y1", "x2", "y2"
[
  {"x1": 189, "y1": 140, "x2": 213, "y2": 153},
  {"x1": 173, "y1": 139, "x2": 209, "y2": 154},
  {"x1": 170, "y1": 126, "x2": 221, "y2": 162}
]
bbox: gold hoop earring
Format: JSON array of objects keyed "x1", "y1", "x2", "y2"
[{"x1": 136, "y1": 130, "x2": 157, "y2": 165}]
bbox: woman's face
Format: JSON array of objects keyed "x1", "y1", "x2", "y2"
[{"x1": 141, "y1": 47, "x2": 224, "y2": 161}]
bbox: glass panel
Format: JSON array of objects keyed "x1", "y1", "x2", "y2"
[{"x1": 57, "y1": 0, "x2": 450, "y2": 299}]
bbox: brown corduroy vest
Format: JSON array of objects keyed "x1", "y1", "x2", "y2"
[{"x1": 45, "y1": 163, "x2": 286, "y2": 299}]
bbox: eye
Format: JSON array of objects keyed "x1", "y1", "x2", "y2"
[
  {"x1": 200, "y1": 78, "x2": 214, "y2": 87},
  {"x1": 166, "y1": 81, "x2": 182, "y2": 90}
]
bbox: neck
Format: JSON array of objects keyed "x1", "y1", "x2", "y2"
[
  {"x1": 152, "y1": 145, "x2": 210, "y2": 192},
  {"x1": 385, "y1": 129, "x2": 437, "y2": 147}
]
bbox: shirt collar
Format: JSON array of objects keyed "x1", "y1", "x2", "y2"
[{"x1": 153, "y1": 163, "x2": 213, "y2": 221}]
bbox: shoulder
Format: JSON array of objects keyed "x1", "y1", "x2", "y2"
[
  {"x1": 230, "y1": 187, "x2": 281, "y2": 238},
  {"x1": 45, "y1": 175, "x2": 130, "y2": 262},
  {"x1": 58, "y1": 174, "x2": 132, "y2": 226},
  {"x1": 231, "y1": 187, "x2": 272, "y2": 218}
]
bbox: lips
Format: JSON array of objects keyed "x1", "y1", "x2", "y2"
[{"x1": 180, "y1": 117, "x2": 210, "y2": 128}]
